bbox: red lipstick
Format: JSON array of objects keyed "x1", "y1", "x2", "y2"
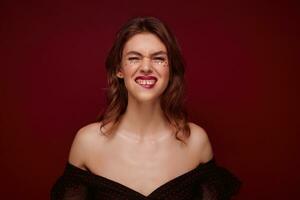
[
  {"x1": 135, "y1": 76, "x2": 157, "y2": 89},
  {"x1": 135, "y1": 76, "x2": 157, "y2": 81}
]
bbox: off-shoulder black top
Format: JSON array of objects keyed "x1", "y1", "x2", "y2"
[{"x1": 51, "y1": 159, "x2": 241, "y2": 200}]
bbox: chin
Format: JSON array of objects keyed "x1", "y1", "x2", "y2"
[
  {"x1": 129, "y1": 93, "x2": 161, "y2": 103},
  {"x1": 126, "y1": 81, "x2": 167, "y2": 103},
  {"x1": 129, "y1": 87, "x2": 167, "y2": 103}
]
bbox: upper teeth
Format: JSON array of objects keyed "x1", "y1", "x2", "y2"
[{"x1": 136, "y1": 79, "x2": 156, "y2": 85}]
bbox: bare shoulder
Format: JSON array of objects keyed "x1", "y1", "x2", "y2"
[
  {"x1": 187, "y1": 122, "x2": 214, "y2": 163},
  {"x1": 68, "y1": 122, "x2": 104, "y2": 169}
]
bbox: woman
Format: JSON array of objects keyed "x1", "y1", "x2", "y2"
[{"x1": 51, "y1": 17, "x2": 241, "y2": 200}]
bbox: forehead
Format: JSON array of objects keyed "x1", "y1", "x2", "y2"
[{"x1": 123, "y1": 32, "x2": 167, "y2": 55}]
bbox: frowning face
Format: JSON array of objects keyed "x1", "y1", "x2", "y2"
[{"x1": 117, "y1": 32, "x2": 170, "y2": 103}]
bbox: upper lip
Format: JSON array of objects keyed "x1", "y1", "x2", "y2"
[{"x1": 135, "y1": 76, "x2": 157, "y2": 81}]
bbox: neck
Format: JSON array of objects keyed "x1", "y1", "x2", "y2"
[{"x1": 117, "y1": 97, "x2": 170, "y2": 141}]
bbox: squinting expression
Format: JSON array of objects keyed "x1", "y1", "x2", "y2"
[{"x1": 118, "y1": 32, "x2": 170, "y2": 102}]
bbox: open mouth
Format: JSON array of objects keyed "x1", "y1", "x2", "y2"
[{"x1": 135, "y1": 76, "x2": 157, "y2": 89}]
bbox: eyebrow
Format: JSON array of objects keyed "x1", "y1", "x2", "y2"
[{"x1": 125, "y1": 51, "x2": 167, "y2": 57}]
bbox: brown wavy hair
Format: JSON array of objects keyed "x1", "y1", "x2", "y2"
[{"x1": 98, "y1": 16, "x2": 190, "y2": 142}]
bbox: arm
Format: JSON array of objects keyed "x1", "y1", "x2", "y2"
[
  {"x1": 50, "y1": 169, "x2": 89, "y2": 200},
  {"x1": 188, "y1": 122, "x2": 214, "y2": 164},
  {"x1": 51, "y1": 123, "x2": 101, "y2": 200},
  {"x1": 188, "y1": 123, "x2": 241, "y2": 199},
  {"x1": 201, "y1": 164, "x2": 241, "y2": 200}
]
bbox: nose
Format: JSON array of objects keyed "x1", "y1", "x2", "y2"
[{"x1": 140, "y1": 57, "x2": 152, "y2": 73}]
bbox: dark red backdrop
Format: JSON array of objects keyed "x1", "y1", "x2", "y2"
[{"x1": 1, "y1": 1, "x2": 299, "y2": 199}]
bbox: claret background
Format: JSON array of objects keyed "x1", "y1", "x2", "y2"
[{"x1": 1, "y1": 0, "x2": 298, "y2": 199}]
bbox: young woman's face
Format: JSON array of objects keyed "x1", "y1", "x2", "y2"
[{"x1": 118, "y1": 32, "x2": 170, "y2": 103}]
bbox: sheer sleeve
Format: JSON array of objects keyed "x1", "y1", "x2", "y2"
[
  {"x1": 197, "y1": 160, "x2": 242, "y2": 200},
  {"x1": 50, "y1": 163, "x2": 90, "y2": 200}
]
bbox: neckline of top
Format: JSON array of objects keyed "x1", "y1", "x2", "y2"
[{"x1": 66, "y1": 158, "x2": 215, "y2": 198}]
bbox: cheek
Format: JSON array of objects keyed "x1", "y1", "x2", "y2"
[
  {"x1": 121, "y1": 64, "x2": 133, "y2": 78},
  {"x1": 162, "y1": 66, "x2": 170, "y2": 82},
  {"x1": 121, "y1": 66, "x2": 137, "y2": 88}
]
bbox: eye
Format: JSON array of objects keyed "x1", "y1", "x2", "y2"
[
  {"x1": 153, "y1": 57, "x2": 166, "y2": 61},
  {"x1": 153, "y1": 57, "x2": 166, "y2": 64},
  {"x1": 127, "y1": 57, "x2": 141, "y2": 65},
  {"x1": 128, "y1": 57, "x2": 140, "y2": 61}
]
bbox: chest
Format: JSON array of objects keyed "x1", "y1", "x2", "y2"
[{"x1": 86, "y1": 141, "x2": 197, "y2": 196}]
